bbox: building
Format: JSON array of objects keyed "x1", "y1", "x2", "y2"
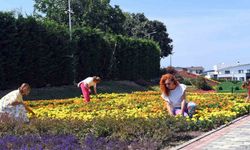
[
  {"x1": 203, "y1": 70, "x2": 216, "y2": 79},
  {"x1": 174, "y1": 66, "x2": 204, "y2": 75},
  {"x1": 186, "y1": 66, "x2": 204, "y2": 75},
  {"x1": 207, "y1": 63, "x2": 250, "y2": 81}
]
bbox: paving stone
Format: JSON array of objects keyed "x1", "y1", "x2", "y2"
[{"x1": 171, "y1": 115, "x2": 250, "y2": 150}]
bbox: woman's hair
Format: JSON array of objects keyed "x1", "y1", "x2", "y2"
[
  {"x1": 160, "y1": 74, "x2": 179, "y2": 96},
  {"x1": 20, "y1": 83, "x2": 31, "y2": 90},
  {"x1": 165, "y1": 66, "x2": 177, "y2": 75},
  {"x1": 93, "y1": 76, "x2": 101, "y2": 83},
  {"x1": 242, "y1": 80, "x2": 250, "y2": 89},
  {"x1": 19, "y1": 83, "x2": 31, "y2": 94}
]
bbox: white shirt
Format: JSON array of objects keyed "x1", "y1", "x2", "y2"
[
  {"x1": 77, "y1": 77, "x2": 96, "y2": 88},
  {"x1": 0, "y1": 89, "x2": 23, "y2": 109},
  {"x1": 161, "y1": 84, "x2": 186, "y2": 108}
]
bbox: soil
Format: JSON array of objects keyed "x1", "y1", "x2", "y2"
[{"x1": 163, "y1": 131, "x2": 205, "y2": 150}]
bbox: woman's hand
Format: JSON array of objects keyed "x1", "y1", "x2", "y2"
[
  {"x1": 31, "y1": 111, "x2": 35, "y2": 116},
  {"x1": 165, "y1": 101, "x2": 174, "y2": 116}
]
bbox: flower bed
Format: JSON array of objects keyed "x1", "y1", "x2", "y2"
[{"x1": 0, "y1": 92, "x2": 249, "y2": 149}]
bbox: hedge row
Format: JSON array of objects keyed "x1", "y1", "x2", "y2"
[{"x1": 0, "y1": 12, "x2": 160, "y2": 89}]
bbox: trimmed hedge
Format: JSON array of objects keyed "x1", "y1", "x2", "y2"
[
  {"x1": 0, "y1": 12, "x2": 160, "y2": 89},
  {"x1": 0, "y1": 12, "x2": 72, "y2": 89}
]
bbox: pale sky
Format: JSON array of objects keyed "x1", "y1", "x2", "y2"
[{"x1": 1, "y1": 0, "x2": 250, "y2": 70}]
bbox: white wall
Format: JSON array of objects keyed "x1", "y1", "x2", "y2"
[{"x1": 217, "y1": 64, "x2": 250, "y2": 81}]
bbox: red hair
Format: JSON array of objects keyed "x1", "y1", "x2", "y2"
[
  {"x1": 242, "y1": 79, "x2": 250, "y2": 89},
  {"x1": 159, "y1": 74, "x2": 179, "y2": 96}
]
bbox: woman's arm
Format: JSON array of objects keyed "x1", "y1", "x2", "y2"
[
  {"x1": 180, "y1": 91, "x2": 187, "y2": 116},
  {"x1": 94, "y1": 84, "x2": 97, "y2": 95},
  {"x1": 161, "y1": 98, "x2": 174, "y2": 116},
  {"x1": 11, "y1": 101, "x2": 35, "y2": 115},
  {"x1": 161, "y1": 94, "x2": 174, "y2": 116},
  {"x1": 23, "y1": 102, "x2": 35, "y2": 115},
  {"x1": 166, "y1": 102, "x2": 174, "y2": 116}
]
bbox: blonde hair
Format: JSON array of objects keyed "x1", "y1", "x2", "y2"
[{"x1": 93, "y1": 76, "x2": 101, "y2": 83}]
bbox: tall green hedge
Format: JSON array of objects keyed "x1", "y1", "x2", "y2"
[
  {"x1": 113, "y1": 36, "x2": 160, "y2": 80},
  {"x1": 73, "y1": 28, "x2": 160, "y2": 81},
  {"x1": 0, "y1": 12, "x2": 160, "y2": 89},
  {"x1": 73, "y1": 28, "x2": 112, "y2": 82},
  {"x1": 0, "y1": 12, "x2": 72, "y2": 89},
  {"x1": 0, "y1": 12, "x2": 17, "y2": 88}
]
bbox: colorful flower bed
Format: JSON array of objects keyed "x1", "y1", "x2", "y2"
[{"x1": 0, "y1": 91, "x2": 249, "y2": 149}]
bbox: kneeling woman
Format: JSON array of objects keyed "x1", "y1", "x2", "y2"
[
  {"x1": 0, "y1": 83, "x2": 35, "y2": 122},
  {"x1": 160, "y1": 74, "x2": 195, "y2": 117}
]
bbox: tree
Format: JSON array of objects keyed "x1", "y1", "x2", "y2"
[
  {"x1": 147, "y1": 20, "x2": 173, "y2": 57},
  {"x1": 34, "y1": 0, "x2": 125, "y2": 34},
  {"x1": 123, "y1": 13, "x2": 173, "y2": 58}
]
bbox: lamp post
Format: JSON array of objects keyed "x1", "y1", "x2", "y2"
[
  {"x1": 66, "y1": 0, "x2": 76, "y2": 84},
  {"x1": 170, "y1": 54, "x2": 172, "y2": 66},
  {"x1": 67, "y1": 0, "x2": 73, "y2": 41},
  {"x1": 170, "y1": 52, "x2": 174, "y2": 67}
]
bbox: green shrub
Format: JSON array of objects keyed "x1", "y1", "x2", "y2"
[
  {"x1": 192, "y1": 76, "x2": 212, "y2": 90},
  {"x1": 218, "y1": 86, "x2": 223, "y2": 90},
  {"x1": 182, "y1": 78, "x2": 192, "y2": 85}
]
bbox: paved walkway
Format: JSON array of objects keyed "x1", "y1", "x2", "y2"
[{"x1": 172, "y1": 114, "x2": 250, "y2": 150}]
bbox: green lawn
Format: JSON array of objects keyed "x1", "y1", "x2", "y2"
[
  {"x1": 217, "y1": 81, "x2": 247, "y2": 93},
  {"x1": 0, "y1": 81, "x2": 152, "y2": 100}
]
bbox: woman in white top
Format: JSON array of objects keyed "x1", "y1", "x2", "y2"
[
  {"x1": 77, "y1": 76, "x2": 101, "y2": 103},
  {"x1": 0, "y1": 83, "x2": 35, "y2": 122},
  {"x1": 160, "y1": 74, "x2": 195, "y2": 117}
]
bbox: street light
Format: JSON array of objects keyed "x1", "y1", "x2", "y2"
[
  {"x1": 67, "y1": 0, "x2": 73, "y2": 41},
  {"x1": 66, "y1": 0, "x2": 76, "y2": 84},
  {"x1": 170, "y1": 52, "x2": 174, "y2": 67}
]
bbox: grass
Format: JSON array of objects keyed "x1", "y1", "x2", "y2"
[
  {"x1": 0, "y1": 80, "x2": 229, "y2": 100},
  {"x1": 0, "y1": 80, "x2": 152, "y2": 100},
  {"x1": 217, "y1": 81, "x2": 247, "y2": 93}
]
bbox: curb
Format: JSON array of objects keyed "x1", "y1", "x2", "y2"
[{"x1": 166, "y1": 114, "x2": 249, "y2": 150}]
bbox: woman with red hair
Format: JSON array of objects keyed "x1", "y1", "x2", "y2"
[{"x1": 160, "y1": 74, "x2": 195, "y2": 117}]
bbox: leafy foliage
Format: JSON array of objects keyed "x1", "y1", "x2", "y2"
[
  {"x1": 191, "y1": 76, "x2": 212, "y2": 91},
  {"x1": 1, "y1": 92, "x2": 250, "y2": 149},
  {"x1": 0, "y1": 12, "x2": 160, "y2": 88},
  {"x1": 74, "y1": 28, "x2": 160, "y2": 81},
  {"x1": 0, "y1": 12, "x2": 72, "y2": 89},
  {"x1": 33, "y1": 0, "x2": 173, "y2": 57},
  {"x1": 123, "y1": 13, "x2": 173, "y2": 57},
  {"x1": 34, "y1": 0, "x2": 126, "y2": 34}
]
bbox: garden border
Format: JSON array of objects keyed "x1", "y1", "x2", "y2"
[{"x1": 167, "y1": 114, "x2": 249, "y2": 150}]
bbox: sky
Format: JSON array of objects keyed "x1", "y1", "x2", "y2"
[{"x1": 1, "y1": 0, "x2": 250, "y2": 70}]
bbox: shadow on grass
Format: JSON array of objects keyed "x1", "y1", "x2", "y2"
[{"x1": 0, "y1": 81, "x2": 155, "y2": 100}]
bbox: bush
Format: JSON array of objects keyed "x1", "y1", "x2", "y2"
[
  {"x1": 192, "y1": 76, "x2": 212, "y2": 90},
  {"x1": 182, "y1": 78, "x2": 192, "y2": 85},
  {"x1": 218, "y1": 86, "x2": 223, "y2": 90}
]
